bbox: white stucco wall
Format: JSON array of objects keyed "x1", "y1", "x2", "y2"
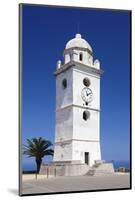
[
  {"x1": 55, "y1": 107, "x2": 73, "y2": 143},
  {"x1": 53, "y1": 142, "x2": 72, "y2": 161},
  {"x1": 73, "y1": 107, "x2": 100, "y2": 141},
  {"x1": 73, "y1": 68, "x2": 100, "y2": 110},
  {"x1": 54, "y1": 68, "x2": 73, "y2": 162},
  {"x1": 56, "y1": 67, "x2": 73, "y2": 109},
  {"x1": 72, "y1": 140, "x2": 101, "y2": 166},
  {"x1": 64, "y1": 49, "x2": 93, "y2": 66}
]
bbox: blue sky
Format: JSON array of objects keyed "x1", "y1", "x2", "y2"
[{"x1": 21, "y1": 4, "x2": 130, "y2": 167}]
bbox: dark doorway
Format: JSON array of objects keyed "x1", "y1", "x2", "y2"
[{"x1": 85, "y1": 152, "x2": 89, "y2": 165}]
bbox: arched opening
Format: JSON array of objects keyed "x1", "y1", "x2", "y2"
[
  {"x1": 62, "y1": 78, "x2": 67, "y2": 89},
  {"x1": 79, "y1": 53, "x2": 83, "y2": 61},
  {"x1": 83, "y1": 111, "x2": 90, "y2": 121},
  {"x1": 83, "y1": 77, "x2": 90, "y2": 87}
]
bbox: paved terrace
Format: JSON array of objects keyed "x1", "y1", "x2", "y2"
[{"x1": 21, "y1": 173, "x2": 130, "y2": 195}]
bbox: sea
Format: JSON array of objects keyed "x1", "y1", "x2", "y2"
[
  {"x1": 113, "y1": 160, "x2": 130, "y2": 169},
  {"x1": 22, "y1": 160, "x2": 130, "y2": 171}
]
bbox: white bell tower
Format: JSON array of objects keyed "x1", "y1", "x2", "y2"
[{"x1": 53, "y1": 34, "x2": 103, "y2": 166}]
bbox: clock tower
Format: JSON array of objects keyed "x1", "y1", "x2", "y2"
[{"x1": 53, "y1": 34, "x2": 103, "y2": 167}]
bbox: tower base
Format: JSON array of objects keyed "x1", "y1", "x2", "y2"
[
  {"x1": 40, "y1": 161, "x2": 90, "y2": 176},
  {"x1": 40, "y1": 161, "x2": 114, "y2": 176}
]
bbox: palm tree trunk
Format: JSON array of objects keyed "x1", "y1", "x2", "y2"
[{"x1": 36, "y1": 158, "x2": 42, "y2": 173}]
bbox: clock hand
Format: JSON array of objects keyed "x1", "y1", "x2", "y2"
[
  {"x1": 86, "y1": 91, "x2": 90, "y2": 96},
  {"x1": 86, "y1": 92, "x2": 90, "y2": 96}
]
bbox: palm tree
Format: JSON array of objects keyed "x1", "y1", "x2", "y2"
[{"x1": 23, "y1": 137, "x2": 54, "y2": 173}]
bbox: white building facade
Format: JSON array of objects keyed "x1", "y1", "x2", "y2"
[{"x1": 53, "y1": 34, "x2": 103, "y2": 166}]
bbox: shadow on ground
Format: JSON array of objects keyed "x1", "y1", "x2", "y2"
[{"x1": 8, "y1": 188, "x2": 18, "y2": 196}]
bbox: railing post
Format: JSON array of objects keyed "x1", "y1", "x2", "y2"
[
  {"x1": 35, "y1": 173, "x2": 37, "y2": 180},
  {"x1": 54, "y1": 168, "x2": 56, "y2": 177},
  {"x1": 47, "y1": 167, "x2": 49, "y2": 179}
]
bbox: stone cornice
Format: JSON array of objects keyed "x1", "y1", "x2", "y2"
[
  {"x1": 54, "y1": 61, "x2": 74, "y2": 75},
  {"x1": 54, "y1": 61, "x2": 104, "y2": 76},
  {"x1": 63, "y1": 46, "x2": 93, "y2": 56},
  {"x1": 56, "y1": 104, "x2": 100, "y2": 112},
  {"x1": 55, "y1": 139, "x2": 100, "y2": 146}
]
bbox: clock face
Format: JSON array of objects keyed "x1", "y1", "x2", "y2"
[{"x1": 81, "y1": 87, "x2": 93, "y2": 103}]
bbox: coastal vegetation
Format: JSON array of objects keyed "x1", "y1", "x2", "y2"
[{"x1": 23, "y1": 137, "x2": 54, "y2": 173}]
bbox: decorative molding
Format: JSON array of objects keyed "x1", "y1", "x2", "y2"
[
  {"x1": 63, "y1": 46, "x2": 93, "y2": 56},
  {"x1": 55, "y1": 138, "x2": 100, "y2": 146},
  {"x1": 73, "y1": 68, "x2": 100, "y2": 79},
  {"x1": 56, "y1": 104, "x2": 100, "y2": 112},
  {"x1": 54, "y1": 61, "x2": 104, "y2": 76},
  {"x1": 54, "y1": 61, "x2": 74, "y2": 75}
]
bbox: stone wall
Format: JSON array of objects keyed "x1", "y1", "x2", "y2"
[
  {"x1": 94, "y1": 163, "x2": 114, "y2": 175},
  {"x1": 40, "y1": 163, "x2": 90, "y2": 176},
  {"x1": 40, "y1": 162, "x2": 115, "y2": 177}
]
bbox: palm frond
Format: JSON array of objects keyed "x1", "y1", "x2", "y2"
[{"x1": 23, "y1": 137, "x2": 54, "y2": 159}]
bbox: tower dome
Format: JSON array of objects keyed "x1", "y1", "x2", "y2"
[
  {"x1": 64, "y1": 34, "x2": 93, "y2": 66},
  {"x1": 65, "y1": 34, "x2": 92, "y2": 52}
]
